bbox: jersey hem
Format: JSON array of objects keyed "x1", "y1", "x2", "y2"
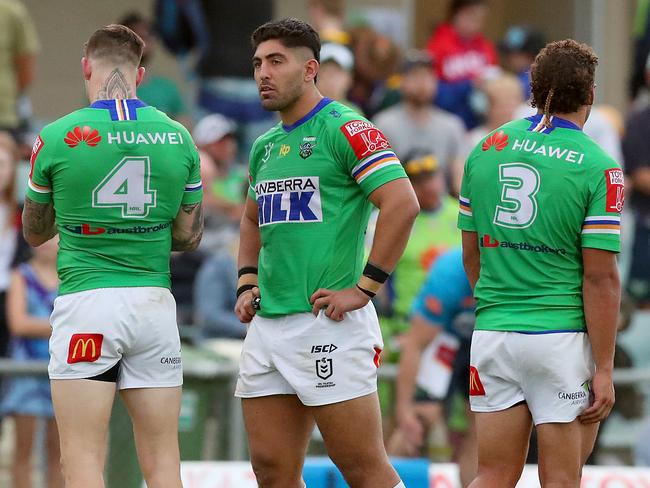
[
  {"x1": 473, "y1": 326, "x2": 587, "y2": 334},
  {"x1": 58, "y1": 282, "x2": 171, "y2": 296}
]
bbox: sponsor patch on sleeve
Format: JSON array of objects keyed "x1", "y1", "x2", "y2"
[
  {"x1": 605, "y1": 168, "x2": 624, "y2": 213},
  {"x1": 340, "y1": 120, "x2": 392, "y2": 160},
  {"x1": 29, "y1": 135, "x2": 44, "y2": 180}
]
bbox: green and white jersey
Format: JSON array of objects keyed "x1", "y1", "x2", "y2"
[
  {"x1": 26, "y1": 99, "x2": 202, "y2": 295},
  {"x1": 248, "y1": 98, "x2": 407, "y2": 318},
  {"x1": 458, "y1": 114, "x2": 623, "y2": 333}
]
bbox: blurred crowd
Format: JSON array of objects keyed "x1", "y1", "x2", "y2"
[{"x1": 2, "y1": 0, "x2": 650, "y2": 485}]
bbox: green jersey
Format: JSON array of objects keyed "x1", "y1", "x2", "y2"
[
  {"x1": 248, "y1": 98, "x2": 407, "y2": 318},
  {"x1": 458, "y1": 114, "x2": 623, "y2": 333},
  {"x1": 26, "y1": 99, "x2": 202, "y2": 295}
]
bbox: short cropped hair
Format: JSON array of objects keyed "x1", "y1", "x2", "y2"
[
  {"x1": 84, "y1": 24, "x2": 145, "y2": 67},
  {"x1": 530, "y1": 39, "x2": 598, "y2": 116},
  {"x1": 251, "y1": 18, "x2": 320, "y2": 63}
]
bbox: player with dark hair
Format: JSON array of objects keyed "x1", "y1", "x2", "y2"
[
  {"x1": 235, "y1": 18, "x2": 419, "y2": 488},
  {"x1": 22, "y1": 24, "x2": 203, "y2": 488},
  {"x1": 459, "y1": 39, "x2": 621, "y2": 487}
]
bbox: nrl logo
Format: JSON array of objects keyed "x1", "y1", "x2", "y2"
[{"x1": 299, "y1": 136, "x2": 316, "y2": 159}]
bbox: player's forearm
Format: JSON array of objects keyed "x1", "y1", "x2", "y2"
[
  {"x1": 171, "y1": 202, "x2": 203, "y2": 251},
  {"x1": 238, "y1": 211, "x2": 261, "y2": 268},
  {"x1": 22, "y1": 198, "x2": 57, "y2": 247},
  {"x1": 368, "y1": 188, "x2": 419, "y2": 272},
  {"x1": 583, "y1": 266, "x2": 620, "y2": 372},
  {"x1": 461, "y1": 231, "x2": 480, "y2": 289}
]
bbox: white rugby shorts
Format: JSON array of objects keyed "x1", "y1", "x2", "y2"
[
  {"x1": 235, "y1": 302, "x2": 384, "y2": 406},
  {"x1": 49, "y1": 287, "x2": 182, "y2": 389},
  {"x1": 469, "y1": 330, "x2": 595, "y2": 425}
]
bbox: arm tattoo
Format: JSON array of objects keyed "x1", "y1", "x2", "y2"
[
  {"x1": 22, "y1": 197, "x2": 57, "y2": 241},
  {"x1": 95, "y1": 68, "x2": 132, "y2": 100},
  {"x1": 172, "y1": 203, "x2": 203, "y2": 251}
]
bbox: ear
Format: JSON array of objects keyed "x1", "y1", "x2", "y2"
[
  {"x1": 589, "y1": 84, "x2": 596, "y2": 105},
  {"x1": 81, "y1": 57, "x2": 92, "y2": 81},
  {"x1": 304, "y1": 59, "x2": 319, "y2": 83},
  {"x1": 135, "y1": 66, "x2": 146, "y2": 87}
]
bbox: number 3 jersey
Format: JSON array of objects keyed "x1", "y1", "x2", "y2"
[
  {"x1": 457, "y1": 114, "x2": 623, "y2": 333},
  {"x1": 248, "y1": 98, "x2": 407, "y2": 318},
  {"x1": 26, "y1": 99, "x2": 203, "y2": 295}
]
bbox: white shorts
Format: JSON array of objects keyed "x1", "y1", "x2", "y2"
[
  {"x1": 49, "y1": 287, "x2": 182, "y2": 389},
  {"x1": 469, "y1": 330, "x2": 594, "y2": 425},
  {"x1": 235, "y1": 302, "x2": 383, "y2": 406}
]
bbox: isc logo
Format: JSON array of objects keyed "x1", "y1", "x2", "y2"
[
  {"x1": 311, "y1": 344, "x2": 338, "y2": 354},
  {"x1": 255, "y1": 177, "x2": 323, "y2": 226}
]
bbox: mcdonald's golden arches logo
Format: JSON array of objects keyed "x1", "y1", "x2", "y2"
[
  {"x1": 67, "y1": 333, "x2": 103, "y2": 364},
  {"x1": 469, "y1": 365, "x2": 486, "y2": 396}
]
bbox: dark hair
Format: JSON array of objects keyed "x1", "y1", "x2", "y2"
[
  {"x1": 449, "y1": 0, "x2": 487, "y2": 18},
  {"x1": 84, "y1": 24, "x2": 145, "y2": 67},
  {"x1": 530, "y1": 39, "x2": 598, "y2": 125},
  {"x1": 251, "y1": 18, "x2": 320, "y2": 63}
]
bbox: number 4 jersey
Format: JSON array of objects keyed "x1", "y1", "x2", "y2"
[
  {"x1": 458, "y1": 114, "x2": 623, "y2": 333},
  {"x1": 26, "y1": 99, "x2": 203, "y2": 295}
]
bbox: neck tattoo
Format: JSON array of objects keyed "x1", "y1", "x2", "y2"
[{"x1": 96, "y1": 69, "x2": 132, "y2": 100}]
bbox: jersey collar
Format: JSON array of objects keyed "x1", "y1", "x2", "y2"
[
  {"x1": 282, "y1": 97, "x2": 333, "y2": 132},
  {"x1": 90, "y1": 98, "x2": 148, "y2": 121},
  {"x1": 525, "y1": 113, "x2": 582, "y2": 134}
]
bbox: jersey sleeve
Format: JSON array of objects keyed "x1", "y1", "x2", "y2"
[
  {"x1": 335, "y1": 118, "x2": 407, "y2": 196},
  {"x1": 181, "y1": 142, "x2": 203, "y2": 205},
  {"x1": 246, "y1": 138, "x2": 263, "y2": 201},
  {"x1": 457, "y1": 151, "x2": 476, "y2": 232},
  {"x1": 581, "y1": 163, "x2": 623, "y2": 252},
  {"x1": 410, "y1": 253, "x2": 463, "y2": 332},
  {"x1": 25, "y1": 133, "x2": 53, "y2": 203}
]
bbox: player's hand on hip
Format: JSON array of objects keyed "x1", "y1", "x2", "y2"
[
  {"x1": 310, "y1": 287, "x2": 370, "y2": 322},
  {"x1": 579, "y1": 370, "x2": 615, "y2": 424},
  {"x1": 235, "y1": 287, "x2": 260, "y2": 323}
]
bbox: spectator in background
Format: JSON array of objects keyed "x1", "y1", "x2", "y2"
[
  {"x1": 0, "y1": 0, "x2": 39, "y2": 138},
  {"x1": 1, "y1": 236, "x2": 62, "y2": 488},
  {"x1": 307, "y1": 0, "x2": 350, "y2": 46},
  {"x1": 193, "y1": 113, "x2": 246, "y2": 228},
  {"x1": 317, "y1": 42, "x2": 362, "y2": 114},
  {"x1": 348, "y1": 22, "x2": 401, "y2": 117},
  {"x1": 373, "y1": 51, "x2": 466, "y2": 195},
  {"x1": 392, "y1": 248, "x2": 476, "y2": 487},
  {"x1": 119, "y1": 12, "x2": 190, "y2": 125},
  {"x1": 498, "y1": 25, "x2": 545, "y2": 102},
  {"x1": 0, "y1": 132, "x2": 26, "y2": 359},
  {"x1": 623, "y1": 73, "x2": 650, "y2": 304},
  {"x1": 189, "y1": 0, "x2": 274, "y2": 154},
  {"x1": 193, "y1": 240, "x2": 244, "y2": 339},
  {"x1": 462, "y1": 73, "x2": 523, "y2": 157},
  {"x1": 426, "y1": 0, "x2": 498, "y2": 129},
  {"x1": 370, "y1": 152, "x2": 460, "y2": 360}
]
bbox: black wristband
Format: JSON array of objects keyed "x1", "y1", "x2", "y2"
[
  {"x1": 363, "y1": 262, "x2": 389, "y2": 284},
  {"x1": 236, "y1": 284, "x2": 256, "y2": 298},
  {"x1": 238, "y1": 266, "x2": 258, "y2": 278},
  {"x1": 357, "y1": 285, "x2": 376, "y2": 298}
]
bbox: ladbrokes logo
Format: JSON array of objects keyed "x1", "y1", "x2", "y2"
[
  {"x1": 63, "y1": 222, "x2": 170, "y2": 235},
  {"x1": 64, "y1": 126, "x2": 101, "y2": 148},
  {"x1": 480, "y1": 234, "x2": 567, "y2": 255},
  {"x1": 67, "y1": 333, "x2": 103, "y2": 363}
]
